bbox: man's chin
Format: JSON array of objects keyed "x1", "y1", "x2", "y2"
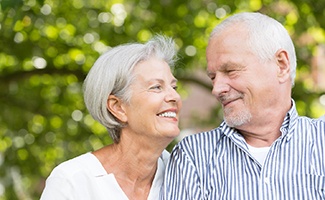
[{"x1": 224, "y1": 113, "x2": 252, "y2": 128}]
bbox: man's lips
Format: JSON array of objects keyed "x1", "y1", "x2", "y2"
[
  {"x1": 218, "y1": 95, "x2": 243, "y2": 107},
  {"x1": 222, "y1": 99, "x2": 237, "y2": 107}
]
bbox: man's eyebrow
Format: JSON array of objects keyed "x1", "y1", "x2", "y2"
[
  {"x1": 220, "y1": 62, "x2": 234, "y2": 70},
  {"x1": 221, "y1": 62, "x2": 246, "y2": 71},
  {"x1": 207, "y1": 63, "x2": 232, "y2": 74},
  {"x1": 207, "y1": 62, "x2": 246, "y2": 76}
]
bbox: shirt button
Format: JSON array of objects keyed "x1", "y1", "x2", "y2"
[{"x1": 264, "y1": 177, "x2": 269, "y2": 184}]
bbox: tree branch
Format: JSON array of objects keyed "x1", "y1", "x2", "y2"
[
  {"x1": 0, "y1": 68, "x2": 87, "y2": 84},
  {"x1": 177, "y1": 74, "x2": 213, "y2": 91}
]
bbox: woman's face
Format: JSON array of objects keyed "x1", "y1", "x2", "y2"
[{"x1": 122, "y1": 57, "x2": 182, "y2": 141}]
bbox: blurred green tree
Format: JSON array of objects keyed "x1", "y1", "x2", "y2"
[{"x1": 0, "y1": 0, "x2": 324, "y2": 199}]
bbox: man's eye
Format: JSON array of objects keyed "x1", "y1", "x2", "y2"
[
  {"x1": 172, "y1": 85, "x2": 178, "y2": 90},
  {"x1": 227, "y1": 70, "x2": 236, "y2": 73}
]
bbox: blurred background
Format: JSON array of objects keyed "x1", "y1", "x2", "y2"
[{"x1": 1, "y1": 0, "x2": 325, "y2": 199}]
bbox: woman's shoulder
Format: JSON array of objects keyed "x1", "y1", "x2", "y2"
[{"x1": 48, "y1": 152, "x2": 105, "y2": 178}]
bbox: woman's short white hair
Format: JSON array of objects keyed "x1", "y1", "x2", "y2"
[
  {"x1": 83, "y1": 35, "x2": 177, "y2": 143},
  {"x1": 210, "y1": 12, "x2": 297, "y2": 86}
]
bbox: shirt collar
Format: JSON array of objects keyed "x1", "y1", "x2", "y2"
[{"x1": 283, "y1": 99, "x2": 298, "y2": 141}]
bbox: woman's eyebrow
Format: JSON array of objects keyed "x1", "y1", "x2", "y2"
[{"x1": 147, "y1": 78, "x2": 177, "y2": 84}]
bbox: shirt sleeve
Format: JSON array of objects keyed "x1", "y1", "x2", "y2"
[
  {"x1": 162, "y1": 142, "x2": 202, "y2": 200},
  {"x1": 40, "y1": 168, "x2": 73, "y2": 200}
]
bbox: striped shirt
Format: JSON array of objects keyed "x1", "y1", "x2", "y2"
[{"x1": 162, "y1": 100, "x2": 325, "y2": 199}]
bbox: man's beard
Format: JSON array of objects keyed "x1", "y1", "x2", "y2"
[{"x1": 223, "y1": 106, "x2": 252, "y2": 127}]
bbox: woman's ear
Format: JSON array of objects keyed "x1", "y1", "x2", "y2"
[
  {"x1": 275, "y1": 49, "x2": 291, "y2": 83},
  {"x1": 106, "y1": 95, "x2": 127, "y2": 123}
]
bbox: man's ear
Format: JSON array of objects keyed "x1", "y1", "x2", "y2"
[
  {"x1": 106, "y1": 95, "x2": 127, "y2": 123},
  {"x1": 275, "y1": 49, "x2": 291, "y2": 83}
]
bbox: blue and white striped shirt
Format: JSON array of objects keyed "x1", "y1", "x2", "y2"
[{"x1": 162, "y1": 101, "x2": 325, "y2": 199}]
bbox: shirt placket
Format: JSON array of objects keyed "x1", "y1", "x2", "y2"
[{"x1": 258, "y1": 138, "x2": 283, "y2": 200}]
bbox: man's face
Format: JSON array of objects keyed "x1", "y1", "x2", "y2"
[{"x1": 206, "y1": 26, "x2": 280, "y2": 129}]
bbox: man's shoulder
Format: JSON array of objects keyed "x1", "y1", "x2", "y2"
[
  {"x1": 181, "y1": 128, "x2": 223, "y2": 144},
  {"x1": 296, "y1": 115, "x2": 325, "y2": 128},
  {"x1": 319, "y1": 115, "x2": 325, "y2": 121},
  {"x1": 292, "y1": 116, "x2": 325, "y2": 140},
  {"x1": 174, "y1": 127, "x2": 225, "y2": 157}
]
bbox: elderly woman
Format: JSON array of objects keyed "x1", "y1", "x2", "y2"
[{"x1": 40, "y1": 35, "x2": 182, "y2": 200}]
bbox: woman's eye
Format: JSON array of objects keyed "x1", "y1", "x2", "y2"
[
  {"x1": 172, "y1": 85, "x2": 178, "y2": 90},
  {"x1": 150, "y1": 85, "x2": 162, "y2": 90}
]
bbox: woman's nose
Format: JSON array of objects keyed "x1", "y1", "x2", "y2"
[{"x1": 166, "y1": 86, "x2": 181, "y2": 103}]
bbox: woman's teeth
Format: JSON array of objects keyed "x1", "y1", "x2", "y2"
[{"x1": 158, "y1": 112, "x2": 176, "y2": 118}]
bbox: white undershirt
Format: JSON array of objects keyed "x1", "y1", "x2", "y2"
[{"x1": 247, "y1": 144, "x2": 270, "y2": 166}]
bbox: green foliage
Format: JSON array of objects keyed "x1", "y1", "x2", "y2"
[{"x1": 0, "y1": 0, "x2": 324, "y2": 199}]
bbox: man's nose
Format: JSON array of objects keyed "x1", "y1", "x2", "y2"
[{"x1": 211, "y1": 75, "x2": 231, "y2": 97}]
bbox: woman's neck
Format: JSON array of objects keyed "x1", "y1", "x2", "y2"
[{"x1": 93, "y1": 134, "x2": 166, "y2": 199}]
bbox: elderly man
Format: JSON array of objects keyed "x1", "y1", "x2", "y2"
[{"x1": 162, "y1": 12, "x2": 325, "y2": 200}]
